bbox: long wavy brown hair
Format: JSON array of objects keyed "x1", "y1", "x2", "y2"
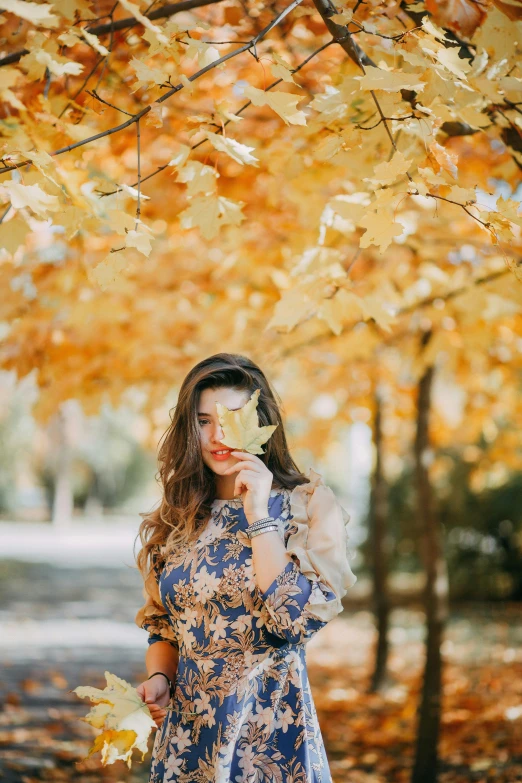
[{"x1": 134, "y1": 352, "x2": 310, "y2": 583}]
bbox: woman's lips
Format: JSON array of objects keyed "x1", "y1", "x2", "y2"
[{"x1": 211, "y1": 450, "x2": 233, "y2": 461}]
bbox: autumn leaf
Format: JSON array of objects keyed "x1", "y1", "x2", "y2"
[
  {"x1": 182, "y1": 36, "x2": 220, "y2": 68},
  {"x1": 117, "y1": 0, "x2": 169, "y2": 46},
  {"x1": 145, "y1": 104, "x2": 163, "y2": 128},
  {"x1": 364, "y1": 151, "x2": 413, "y2": 186},
  {"x1": 0, "y1": 215, "x2": 30, "y2": 255},
  {"x1": 125, "y1": 224, "x2": 154, "y2": 257},
  {"x1": 242, "y1": 85, "x2": 307, "y2": 126},
  {"x1": 215, "y1": 388, "x2": 278, "y2": 454},
  {"x1": 72, "y1": 671, "x2": 156, "y2": 768},
  {"x1": 21, "y1": 48, "x2": 84, "y2": 79},
  {"x1": 88, "y1": 248, "x2": 137, "y2": 291},
  {"x1": 130, "y1": 58, "x2": 168, "y2": 91},
  {"x1": 354, "y1": 65, "x2": 426, "y2": 92},
  {"x1": 0, "y1": 0, "x2": 58, "y2": 27},
  {"x1": 167, "y1": 144, "x2": 191, "y2": 170},
  {"x1": 119, "y1": 183, "x2": 151, "y2": 201},
  {"x1": 80, "y1": 28, "x2": 110, "y2": 56},
  {"x1": 270, "y1": 52, "x2": 296, "y2": 84},
  {"x1": 429, "y1": 141, "x2": 459, "y2": 179},
  {"x1": 425, "y1": 0, "x2": 487, "y2": 37},
  {"x1": 0, "y1": 181, "x2": 60, "y2": 217},
  {"x1": 0, "y1": 0, "x2": 521, "y2": 420},
  {"x1": 178, "y1": 194, "x2": 244, "y2": 239},
  {"x1": 206, "y1": 132, "x2": 259, "y2": 166},
  {"x1": 421, "y1": 15, "x2": 451, "y2": 41},
  {"x1": 176, "y1": 161, "x2": 218, "y2": 197},
  {"x1": 358, "y1": 209, "x2": 404, "y2": 253},
  {"x1": 214, "y1": 100, "x2": 244, "y2": 124}
]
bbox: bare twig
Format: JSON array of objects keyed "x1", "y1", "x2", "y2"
[
  {"x1": 86, "y1": 89, "x2": 134, "y2": 116},
  {"x1": 92, "y1": 2, "x2": 118, "y2": 92},
  {"x1": 58, "y1": 55, "x2": 105, "y2": 119},
  {"x1": 136, "y1": 118, "x2": 141, "y2": 228}
]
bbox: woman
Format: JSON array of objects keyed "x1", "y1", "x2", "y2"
[{"x1": 134, "y1": 353, "x2": 356, "y2": 783}]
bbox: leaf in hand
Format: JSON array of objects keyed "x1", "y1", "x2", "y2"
[
  {"x1": 215, "y1": 388, "x2": 278, "y2": 454},
  {"x1": 72, "y1": 670, "x2": 156, "y2": 768}
]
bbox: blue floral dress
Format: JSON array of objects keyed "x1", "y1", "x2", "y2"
[{"x1": 140, "y1": 488, "x2": 340, "y2": 783}]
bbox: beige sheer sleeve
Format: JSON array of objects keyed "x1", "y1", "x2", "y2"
[
  {"x1": 135, "y1": 545, "x2": 179, "y2": 649},
  {"x1": 285, "y1": 468, "x2": 357, "y2": 622}
]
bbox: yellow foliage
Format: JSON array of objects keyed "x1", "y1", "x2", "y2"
[{"x1": 72, "y1": 671, "x2": 156, "y2": 768}]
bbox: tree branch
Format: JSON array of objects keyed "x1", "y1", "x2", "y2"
[
  {"x1": 278, "y1": 257, "x2": 522, "y2": 360},
  {"x1": 0, "y1": 0, "x2": 304, "y2": 177},
  {"x1": 101, "y1": 39, "x2": 333, "y2": 196},
  {"x1": 311, "y1": 0, "x2": 373, "y2": 70},
  {"x1": 0, "y1": 0, "x2": 226, "y2": 68}
]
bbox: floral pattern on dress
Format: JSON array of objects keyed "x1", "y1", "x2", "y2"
[{"x1": 138, "y1": 488, "x2": 339, "y2": 783}]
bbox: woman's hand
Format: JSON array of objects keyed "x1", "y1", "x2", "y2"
[
  {"x1": 136, "y1": 675, "x2": 171, "y2": 729},
  {"x1": 223, "y1": 451, "x2": 273, "y2": 524}
]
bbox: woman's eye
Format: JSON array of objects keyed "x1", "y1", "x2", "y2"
[{"x1": 198, "y1": 419, "x2": 210, "y2": 426}]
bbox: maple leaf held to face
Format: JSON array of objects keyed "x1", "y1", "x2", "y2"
[
  {"x1": 215, "y1": 389, "x2": 278, "y2": 454},
  {"x1": 72, "y1": 671, "x2": 156, "y2": 768}
]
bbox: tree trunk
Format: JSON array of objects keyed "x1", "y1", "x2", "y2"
[
  {"x1": 51, "y1": 405, "x2": 74, "y2": 529},
  {"x1": 368, "y1": 387, "x2": 390, "y2": 693},
  {"x1": 411, "y1": 342, "x2": 449, "y2": 783}
]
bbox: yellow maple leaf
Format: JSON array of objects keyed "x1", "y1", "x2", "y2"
[
  {"x1": 242, "y1": 85, "x2": 307, "y2": 126},
  {"x1": 176, "y1": 161, "x2": 218, "y2": 197},
  {"x1": 182, "y1": 35, "x2": 220, "y2": 68},
  {"x1": 429, "y1": 141, "x2": 458, "y2": 179},
  {"x1": 130, "y1": 57, "x2": 168, "y2": 91},
  {"x1": 0, "y1": 0, "x2": 58, "y2": 27},
  {"x1": 125, "y1": 226, "x2": 153, "y2": 257},
  {"x1": 269, "y1": 53, "x2": 295, "y2": 84},
  {"x1": 20, "y1": 47, "x2": 84, "y2": 80},
  {"x1": 179, "y1": 194, "x2": 244, "y2": 239},
  {"x1": 0, "y1": 215, "x2": 30, "y2": 255},
  {"x1": 167, "y1": 144, "x2": 191, "y2": 170},
  {"x1": 364, "y1": 151, "x2": 412, "y2": 186},
  {"x1": 215, "y1": 388, "x2": 278, "y2": 454},
  {"x1": 145, "y1": 104, "x2": 163, "y2": 128},
  {"x1": 206, "y1": 132, "x2": 259, "y2": 166},
  {"x1": 88, "y1": 248, "x2": 137, "y2": 290},
  {"x1": 117, "y1": 0, "x2": 168, "y2": 46},
  {"x1": 72, "y1": 670, "x2": 156, "y2": 768},
  {"x1": 354, "y1": 65, "x2": 426, "y2": 92},
  {"x1": 80, "y1": 28, "x2": 110, "y2": 56},
  {"x1": 0, "y1": 181, "x2": 60, "y2": 216},
  {"x1": 358, "y1": 209, "x2": 404, "y2": 252},
  {"x1": 214, "y1": 100, "x2": 243, "y2": 124}
]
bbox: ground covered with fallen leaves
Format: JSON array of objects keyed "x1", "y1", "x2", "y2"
[{"x1": 0, "y1": 559, "x2": 520, "y2": 783}]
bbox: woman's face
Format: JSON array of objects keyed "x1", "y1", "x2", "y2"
[{"x1": 198, "y1": 387, "x2": 250, "y2": 475}]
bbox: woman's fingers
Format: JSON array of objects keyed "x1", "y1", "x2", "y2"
[{"x1": 147, "y1": 701, "x2": 167, "y2": 727}]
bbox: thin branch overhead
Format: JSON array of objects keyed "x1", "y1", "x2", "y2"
[
  {"x1": 0, "y1": 0, "x2": 305, "y2": 177},
  {"x1": 0, "y1": 0, "x2": 227, "y2": 68}
]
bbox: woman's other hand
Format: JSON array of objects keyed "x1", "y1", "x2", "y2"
[{"x1": 136, "y1": 674, "x2": 171, "y2": 729}]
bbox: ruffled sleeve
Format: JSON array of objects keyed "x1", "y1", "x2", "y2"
[
  {"x1": 284, "y1": 467, "x2": 357, "y2": 622},
  {"x1": 135, "y1": 544, "x2": 179, "y2": 651},
  {"x1": 257, "y1": 468, "x2": 357, "y2": 645}
]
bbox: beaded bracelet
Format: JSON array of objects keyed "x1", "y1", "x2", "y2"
[
  {"x1": 246, "y1": 516, "x2": 278, "y2": 540},
  {"x1": 248, "y1": 515, "x2": 275, "y2": 532},
  {"x1": 249, "y1": 524, "x2": 279, "y2": 539}
]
